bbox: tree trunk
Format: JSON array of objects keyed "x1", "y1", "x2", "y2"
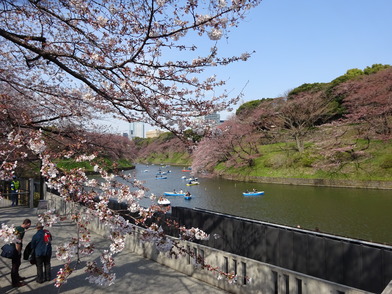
[{"x1": 295, "y1": 134, "x2": 304, "y2": 153}]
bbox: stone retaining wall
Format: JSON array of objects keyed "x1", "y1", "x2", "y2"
[{"x1": 219, "y1": 174, "x2": 392, "y2": 190}]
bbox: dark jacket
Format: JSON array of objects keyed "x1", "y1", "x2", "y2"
[
  {"x1": 23, "y1": 242, "x2": 32, "y2": 260},
  {"x1": 31, "y1": 229, "x2": 52, "y2": 257}
]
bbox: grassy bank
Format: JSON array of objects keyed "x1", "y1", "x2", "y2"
[
  {"x1": 213, "y1": 139, "x2": 392, "y2": 188},
  {"x1": 56, "y1": 158, "x2": 134, "y2": 173},
  {"x1": 133, "y1": 134, "x2": 392, "y2": 189},
  {"x1": 137, "y1": 151, "x2": 192, "y2": 166}
]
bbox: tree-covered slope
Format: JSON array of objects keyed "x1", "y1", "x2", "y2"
[{"x1": 136, "y1": 65, "x2": 392, "y2": 186}]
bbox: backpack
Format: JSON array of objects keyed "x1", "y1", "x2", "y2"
[
  {"x1": 43, "y1": 229, "x2": 52, "y2": 243},
  {"x1": 1, "y1": 243, "x2": 16, "y2": 259}
]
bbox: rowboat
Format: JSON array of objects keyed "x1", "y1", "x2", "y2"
[
  {"x1": 155, "y1": 176, "x2": 167, "y2": 179},
  {"x1": 157, "y1": 197, "x2": 171, "y2": 206},
  {"x1": 186, "y1": 181, "x2": 199, "y2": 186},
  {"x1": 184, "y1": 193, "x2": 192, "y2": 200},
  {"x1": 243, "y1": 191, "x2": 265, "y2": 196},
  {"x1": 164, "y1": 191, "x2": 186, "y2": 196}
]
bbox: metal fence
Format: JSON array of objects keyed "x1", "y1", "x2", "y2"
[
  {"x1": 0, "y1": 178, "x2": 36, "y2": 208},
  {"x1": 170, "y1": 206, "x2": 392, "y2": 294}
]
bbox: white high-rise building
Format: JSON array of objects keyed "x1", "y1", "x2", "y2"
[
  {"x1": 129, "y1": 122, "x2": 145, "y2": 139},
  {"x1": 204, "y1": 112, "x2": 221, "y2": 126}
]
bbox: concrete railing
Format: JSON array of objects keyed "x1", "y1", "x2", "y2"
[{"x1": 46, "y1": 192, "x2": 382, "y2": 294}]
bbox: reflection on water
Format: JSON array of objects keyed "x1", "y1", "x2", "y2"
[{"x1": 127, "y1": 164, "x2": 392, "y2": 245}]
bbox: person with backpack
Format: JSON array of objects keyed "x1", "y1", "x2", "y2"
[{"x1": 30, "y1": 222, "x2": 52, "y2": 283}]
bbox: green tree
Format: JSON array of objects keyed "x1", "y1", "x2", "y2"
[
  {"x1": 363, "y1": 64, "x2": 391, "y2": 75},
  {"x1": 330, "y1": 68, "x2": 364, "y2": 86},
  {"x1": 236, "y1": 99, "x2": 263, "y2": 116},
  {"x1": 236, "y1": 98, "x2": 274, "y2": 117},
  {"x1": 183, "y1": 129, "x2": 203, "y2": 144},
  {"x1": 288, "y1": 83, "x2": 327, "y2": 97}
]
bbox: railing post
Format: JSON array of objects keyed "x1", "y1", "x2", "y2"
[
  {"x1": 43, "y1": 181, "x2": 47, "y2": 200},
  {"x1": 29, "y1": 178, "x2": 34, "y2": 208}
]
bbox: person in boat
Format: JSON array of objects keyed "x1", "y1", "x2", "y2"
[
  {"x1": 173, "y1": 189, "x2": 176, "y2": 193},
  {"x1": 185, "y1": 191, "x2": 191, "y2": 197},
  {"x1": 253, "y1": 188, "x2": 257, "y2": 192}
]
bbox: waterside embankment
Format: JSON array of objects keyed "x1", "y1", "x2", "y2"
[
  {"x1": 217, "y1": 172, "x2": 392, "y2": 190},
  {"x1": 137, "y1": 160, "x2": 392, "y2": 190}
]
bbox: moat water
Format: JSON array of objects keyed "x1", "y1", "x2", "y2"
[{"x1": 126, "y1": 164, "x2": 392, "y2": 245}]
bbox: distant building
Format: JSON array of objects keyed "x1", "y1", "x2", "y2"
[
  {"x1": 129, "y1": 122, "x2": 145, "y2": 139},
  {"x1": 204, "y1": 112, "x2": 221, "y2": 126},
  {"x1": 146, "y1": 129, "x2": 163, "y2": 138}
]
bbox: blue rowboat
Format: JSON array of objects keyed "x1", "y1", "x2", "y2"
[
  {"x1": 243, "y1": 191, "x2": 265, "y2": 196},
  {"x1": 164, "y1": 192, "x2": 185, "y2": 196}
]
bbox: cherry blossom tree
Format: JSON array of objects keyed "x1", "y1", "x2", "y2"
[
  {"x1": 1, "y1": 0, "x2": 261, "y2": 289},
  {"x1": 191, "y1": 125, "x2": 233, "y2": 174},
  {"x1": 278, "y1": 91, "x2": 335, "y2": 153},
  {"x1": 241, "y1": 98, "x2": 283, "y2": 142},
  {"x1": 135, "y1": 132, "x2": 189, "y2": 162},
  {"x1": 192, "y1": 98, "x2": 282, "y2": 174},
  {"x1": 336, "y1": 67, "x2": 392, "y2": 139},
  {"x1": 192, "y1": 114, "x2": 263, "y2": 173},
  {"x1": 1, "y1": 0, "x2": 260, "y2": 135}
]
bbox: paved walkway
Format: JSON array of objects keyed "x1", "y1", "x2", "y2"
[{"x1": 0, "y1": 206, "x2": 227, "y2": 294}]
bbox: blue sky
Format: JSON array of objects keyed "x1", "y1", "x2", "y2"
[
  {"x1": 219, "y1": 0, "x2": 392, "y2": 106},
  {"x1": 111, "y1": 0, "x2": 392, "y2": 133}
]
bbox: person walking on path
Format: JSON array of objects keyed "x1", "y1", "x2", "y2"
[
  {"x1": 10, "y1": 176, "x2": 20, "y2": 206},
  {"x1": 31, "y1": 222, "x2": 52, "y2": 283},
  {"x1": 11, "y1": 218, "x2": 31, "y2": 287}
]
